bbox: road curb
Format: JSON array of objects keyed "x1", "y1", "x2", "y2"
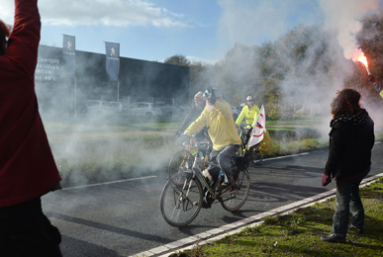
[{"x1": 131, "y1": 172, "x2": 383, "y2": 257}]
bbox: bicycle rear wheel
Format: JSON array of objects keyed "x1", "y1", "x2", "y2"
[
  {"x1": 251, "y1": 152, "x2": 263, "y2": 165},
  {"x1": 160, "y1": 172, "x2": 203, "y2": 227},
  {"x1": 168, "y1": 150, "x2": 193, "y2": 178},
  {"x1": 220, "y1": 168, "x2": 250, "y2": 212}
]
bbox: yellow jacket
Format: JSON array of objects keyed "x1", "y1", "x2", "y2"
[
  {"x1": 235, "y1": 104, "x2": 260, "y2": 128},
  {"x1": 184, "y1": 100, "x2": 241, "y2": 151},
  {"x1": 259, "y1": 130, "x2": 271, "y2": 154}
]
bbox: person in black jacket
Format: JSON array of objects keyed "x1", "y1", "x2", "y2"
[
  {"x1": 321, "y1": 88, "x2": 375, "y2": 243},
  {"x1": 176, "y1": 91, "x2": 206, "y2": 137}
]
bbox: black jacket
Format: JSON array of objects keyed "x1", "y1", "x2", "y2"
[
  {"x1": 179, "y1": 102, "x2": 204, "y2": 133},
  {"x1": 324, "y1": 109, "x2": 375, "y2": 179},
  {"x1": 178, "y1": 102, "x2": 211, "y2": 142}
]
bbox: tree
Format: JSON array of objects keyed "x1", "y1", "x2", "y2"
[
  {"x1": 164, "y1": 55, "x2": 191, "y2": 67},
  {"x1": 355, "y1": 8, "x2": 383, "y2": 105}
]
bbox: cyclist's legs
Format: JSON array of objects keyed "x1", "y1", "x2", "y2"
[
  {"x1": 207, "y1": 151, "x2": 220, "y2": 182},
  {"x1": 216, "y1": 144, "x2": 240, "y2": 183},
  {"x1": 245, "y1": 127, "x2": 251, "y2": 145}
]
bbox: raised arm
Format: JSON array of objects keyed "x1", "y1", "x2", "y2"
[
  {"x1": 5, "y1": 0, "x2": 41, "y2": 79},
  {"x1": 213, "y1": 100, "x2": 233, "y2": 119}
]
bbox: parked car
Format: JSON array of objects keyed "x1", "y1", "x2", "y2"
[
  {"x1": 231, "y1": 106, "x2": 240, "y2": 120},
  {"x1": 154, "y1": 104, "x2": 186, "y2": 117},
  {"x1": 85, "y1": 100, "x2": 123, "y2": 115},
  {"x1": 127, "y1": 102, "x2": 163, "y2": 116}
]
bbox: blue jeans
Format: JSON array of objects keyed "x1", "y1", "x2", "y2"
[{"x1": 331, "y1": 180, "x2": 364, "y2": 236}]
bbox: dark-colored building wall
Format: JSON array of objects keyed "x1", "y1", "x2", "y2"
[{"x1": 36, "y1": 45, "x2": 190, "y2": 108}]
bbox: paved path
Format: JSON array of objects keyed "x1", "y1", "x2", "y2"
[{"x1": 42, "y1": 142, "x2": 383, "y2": 257}]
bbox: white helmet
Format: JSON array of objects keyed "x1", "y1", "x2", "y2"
[{"x1": 246, "y1": 95, "x2": 254, "y2": 101}]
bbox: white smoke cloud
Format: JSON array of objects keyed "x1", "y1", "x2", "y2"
[
  {"x1": 319, "y1": 0, "x2": 381, "y2": 59},
  {"x1": 216, "y1": 0, "x2": 383, "y2": 61},
  {"x1": 0, "y1": 0, "x2": 188, "y2": 28},
  {"x1": 186, "y1": 55, "x2": 219, "y2": 65},
  {"x1": 216, "y1": 0, "x2": 323, "y2": 54}
]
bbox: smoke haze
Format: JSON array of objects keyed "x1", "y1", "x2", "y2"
[
  {"x1": 202, "y1": 0, "x2": 383, "y2": 137},
  {"x1": 319, "y1": 0, "x2": 381, "y2": 59},
  {"x1": 216, "y1": 0, "x2": 323, "y2": 55},
  {"x1": 3, "y1": 0, "x2": 383, "y2": 189}
]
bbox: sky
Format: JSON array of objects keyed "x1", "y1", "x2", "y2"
[{"x1": 0, "y1": 0, "x2": 382, "y2": 64}]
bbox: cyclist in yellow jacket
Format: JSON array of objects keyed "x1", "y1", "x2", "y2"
[
  {"x1": 235, "y1": 96, "x2": 259, "y2": 147},
  {"x1": 183, "y1": 87, "x2": 241, "y2": 189},
  {"x1": 236, "y1": 95, "x2": 271, "y2": 156},
  {"x1": 235, "y1": 96, "x2": 260, "y2": 129}
]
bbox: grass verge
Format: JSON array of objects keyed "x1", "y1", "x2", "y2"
[{"x1": 170, "y1": 177, "x2": 383, "y2": 257}]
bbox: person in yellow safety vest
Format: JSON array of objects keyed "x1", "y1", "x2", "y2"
[
  {"x1": 235, "y1": 95, "x2": 260, "y2": 151},
  {"x1": 235, "y1": 96, "x2": 260, "y2": 129},
  {"x1": 236, "y1": 95, "x2": 271, "y2": 155}
]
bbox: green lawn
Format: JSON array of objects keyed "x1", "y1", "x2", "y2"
[{"x1": 171, "y1": 177, "x2": 383, "y2": 257}]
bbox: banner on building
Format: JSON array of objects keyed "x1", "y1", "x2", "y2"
[
  {"x1": 105, "y1": 42, "x2": 120, "y2": 82},
  {"x1": 62, "y1": 35, "x2": 76, "y2": 75}
]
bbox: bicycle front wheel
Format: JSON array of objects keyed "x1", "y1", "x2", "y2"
[
  {"x1": 220, "y1": 168, "x2": 250, "y2": 212},
  {"x1": 168, "y1": 150, "x2": 193, "y2": 179},
  {"x1": 160, "y1": 172, "x2": 203, "y2": 227}
]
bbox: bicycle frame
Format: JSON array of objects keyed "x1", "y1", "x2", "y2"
[
  {"x1": 188, "y1": 157, "x2": 224, "y2": 200},
  {"x1": 237, "y1": 125, "x2": 251, "y2": 153},
  {"x1": 177, "y1": 139, "x2": 210, "y2": 170},
  {"x1": 186, "y1": 139, "x2": 210, "y2": 160},
  {"x1": 237, "y1": 126, "x2": 263, "y2": 164}
]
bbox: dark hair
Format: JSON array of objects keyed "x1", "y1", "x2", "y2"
[
  {"x1": 0, "y1": 20, "x2": 10, "y2": 55},
  {"x1": 331, "y1": 88, "x2": 361, "y2": 118}
]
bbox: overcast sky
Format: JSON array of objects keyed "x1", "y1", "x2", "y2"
[{"x1": 0, "y1": 0, "x2": 381, "y2": 63}]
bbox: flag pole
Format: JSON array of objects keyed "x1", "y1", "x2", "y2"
[
  {"x1": 117, "y1": 81, "x2": 120, "y2": 102},
  {"x1": 74, "y1": 77, "x2": 77, "y2": 117}
]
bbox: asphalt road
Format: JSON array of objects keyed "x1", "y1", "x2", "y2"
[{"x1": 43, "y1": 142, "x2": 383, "y2": 257}]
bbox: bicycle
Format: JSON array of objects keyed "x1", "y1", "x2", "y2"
[
  {"x1": 237, "y1": 125, "x2": 263, "y2": 165},
  {"x1": 167, "y1": 137, "x2": 211, "y2": 179},
  {"x1": 160, "y1": 143, "x2": 251, "y2": 227}
]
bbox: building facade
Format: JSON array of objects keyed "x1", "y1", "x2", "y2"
[{"x1": 35, "y1": 45, "x2": 190, "y2": 116}]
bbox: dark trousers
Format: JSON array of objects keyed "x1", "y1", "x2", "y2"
[
  {"x1": 0, "y1": 197, "x2": 62, "y2": 257},
  {"x1": 209, "y1": 144, "x2": 240, "y2": 183},
  {"x1": 331, "y1": 180, "x2": 364, "y2": 236}
]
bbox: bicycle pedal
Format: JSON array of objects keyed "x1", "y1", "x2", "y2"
[{"x1": 217, "y1": 181, "x2": 236, "y2": 191}]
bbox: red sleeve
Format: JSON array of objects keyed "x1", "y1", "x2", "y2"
[{"x1": 6, "y1": 0, "x2": 40, "y2": 80}]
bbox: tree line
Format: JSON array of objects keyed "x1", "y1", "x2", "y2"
[{"x1": 165, "y1": 10, "x2": 383, "y2": 120}]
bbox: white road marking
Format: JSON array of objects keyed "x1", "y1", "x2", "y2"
[
  {"x1": 261, "y1": 152, "x2": 309, "y2": 161},
  {"x1": 61, "y1": 175, "x2": 157, "y2": 191}
]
